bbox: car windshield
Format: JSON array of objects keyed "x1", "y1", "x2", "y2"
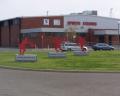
[
  {"x1": 66, "y1": 43, "x2": 77, "y2": 46},
  {"x1": 97, "y1": 43, "x2": 108, "y2": 46}
]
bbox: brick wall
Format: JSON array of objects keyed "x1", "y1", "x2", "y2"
[
  {"x1": 21, "y1": 16, "x2": 64, "y2": 29},
  {"x1": 10, "y1": 25, "x2": 20, "y2": 47},
  {"x1": 104, "y1": 35, "x2": 109, "y2": 43},
  {"x1": 87, "y1": 29, "x2": 98, "y2": 45},
  {"x1": 112, "y1": 35, "x2": 119, "y2": 45},
  {"x1": 1, "y1": 26, "x2": 10, "y2": 47},
  {"x1": 0, "y1": 19, "x2": 20, "y2": 47}
]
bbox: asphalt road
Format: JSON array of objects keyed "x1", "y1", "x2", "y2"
[{"x1": 0, "y1": 69, "x2": 120, "y2": 96}]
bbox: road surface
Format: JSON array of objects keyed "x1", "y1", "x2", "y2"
[{"x1": 0, "y1": 68, "x2": 120, "y2": 96}]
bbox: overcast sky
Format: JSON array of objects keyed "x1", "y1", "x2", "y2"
[{"x1": 0, "y1": 0, "x2": 120, "y2": 20}]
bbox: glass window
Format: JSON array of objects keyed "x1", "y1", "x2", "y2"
[{"x1": 53, "y1": 19, "x2": 61, "y2": 26}]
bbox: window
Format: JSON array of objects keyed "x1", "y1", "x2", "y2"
[{"x1": 53, "y1": 19, "x2": 61, "y2": 26}]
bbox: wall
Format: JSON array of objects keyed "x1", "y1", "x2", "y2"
[
  {"x1": 1, "y1": 26, "x2": 10, "y2": 47},
  {"x1": 0, "y1": 19, "x2": 20, "y2": 47},
  {"x1": 64, "y1": 14, "x2": 119, "y2": 33},
  {"x1": 10, "y1": 24, "x2": 20, "y2": 47},
  {"x1": 21, "y1": 16, "x2": 64, "y2": 29}
]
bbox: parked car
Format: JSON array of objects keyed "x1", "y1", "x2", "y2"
[
  {"x1": 92, "y1": 43, "x2": 114, "y2": 51},
  {"x1": 60, "y1": 42, "x2": 88, "y2": 51}
]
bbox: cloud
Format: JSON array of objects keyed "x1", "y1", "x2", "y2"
[{"x1": 0, "y1": 0, "x2": 120, "y2": 20}]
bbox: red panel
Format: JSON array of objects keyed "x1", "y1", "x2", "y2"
[
  {"x1": 67, "y1": 21, "x2": 81, "y2": 25},
  {"x1": 21, "y1": 16, "x2": 64, "y2": 29},
  {"x1": 83, "y1": 22, "x2": 97, "y2": 26}
]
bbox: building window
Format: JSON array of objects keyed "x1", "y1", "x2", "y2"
[
  {"x1": 43, "y1": 19, "x2": 49, "y2": 25},
  {"x1": 53, "y1": 19, "x2": 61, "y2": 26}
]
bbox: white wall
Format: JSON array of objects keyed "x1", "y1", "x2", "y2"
[{"x1": 64, "y1": 14, "x2": 119, "y2": 33}]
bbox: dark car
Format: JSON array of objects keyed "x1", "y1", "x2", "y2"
[{"x1": 92, "y1": 43, "x2": 114, "y2": 51}]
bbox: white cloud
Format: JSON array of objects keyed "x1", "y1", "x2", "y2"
[{"x1": 0, "y1": 0, "x2": 120, "y2": 20}]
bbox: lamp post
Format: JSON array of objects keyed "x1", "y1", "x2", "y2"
[{"x1": 118, "y1": 21, "x2": 120, "y2": 50}]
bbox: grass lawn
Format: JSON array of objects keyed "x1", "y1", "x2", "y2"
[{"x1": 0, "y1": 50, "x2": 120, "y2": 72}]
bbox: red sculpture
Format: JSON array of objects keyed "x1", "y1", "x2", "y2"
[
  {"x1": 19, "y1": 37, "x2": 35, "y2": 55},
  {"x1": 76, "y1": 36, "x2": 85, "y2": 50},
  {"x1": 53, "y1": 37, "x2": 62, "y2": 52}
]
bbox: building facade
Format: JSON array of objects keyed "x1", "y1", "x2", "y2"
[{"x1": 0, "y1": 13, "x2": 120, "y2": 48}]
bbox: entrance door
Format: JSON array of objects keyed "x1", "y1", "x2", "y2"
[{"x1": 99, "y1": 35, "x2": 104, "y2": 43}]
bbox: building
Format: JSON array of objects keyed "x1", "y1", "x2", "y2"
[{"x1": 0, "y1": 12, "x2": 120, "y2": 48}]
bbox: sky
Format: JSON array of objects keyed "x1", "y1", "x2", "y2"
[{"x1": 0, "y1": 0, "x2": 120, "y2": 20}]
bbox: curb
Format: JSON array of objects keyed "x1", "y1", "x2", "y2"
[{"x1": 1, "y1": 65, "x2": 120, "y2": 73}]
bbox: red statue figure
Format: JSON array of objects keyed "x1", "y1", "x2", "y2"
[
  {"x1": 53, "y1": 37, "x2": 62, "y2": 52},
  {"x1": 19, "y1": 37, "x2": 35, "y2": 55},
  {"x1": 77, "y1": 36, "x2": 85, "y2": 50}
]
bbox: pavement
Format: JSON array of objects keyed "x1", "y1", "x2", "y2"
[{"x1": 0, "y1": 68, "x2": 120, "y2": 96}]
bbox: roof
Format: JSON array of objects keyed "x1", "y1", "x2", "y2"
[
  {"x1": 64, "y1": 14, "x2": 120, "y2": 21},
  {"x1": 0, "y1": 17, "x2": 21, "y2": 22},
  {"x1": 0, "y1": 13, "x2": 120, "y2": 22}
]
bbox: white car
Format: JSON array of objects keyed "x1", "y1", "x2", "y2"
[{"x1": 60, "y1": 42, "x2": 88, "y2": 51}]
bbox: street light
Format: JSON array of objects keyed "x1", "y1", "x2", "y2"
[{"x1": 118, "y1": 21, "x2": 120, "y2": 50}]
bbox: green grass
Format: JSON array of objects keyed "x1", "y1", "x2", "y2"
[{"x1": 0, "y1": 50, "x2": 120, "y2": 72}]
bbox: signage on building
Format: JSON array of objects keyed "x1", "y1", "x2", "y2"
[
  {"x1": 43, "y1": 19, "x2": 49, "y2": 25},
  {"x1": 67, "y1": 21, "x2": 97, "y2": 26},
  {"x1": 67, "y1": 21, "x2": 81, "y2": 25},
  {"x1": 83, "y1": 22, "x2": 97, "y2": 26}
]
